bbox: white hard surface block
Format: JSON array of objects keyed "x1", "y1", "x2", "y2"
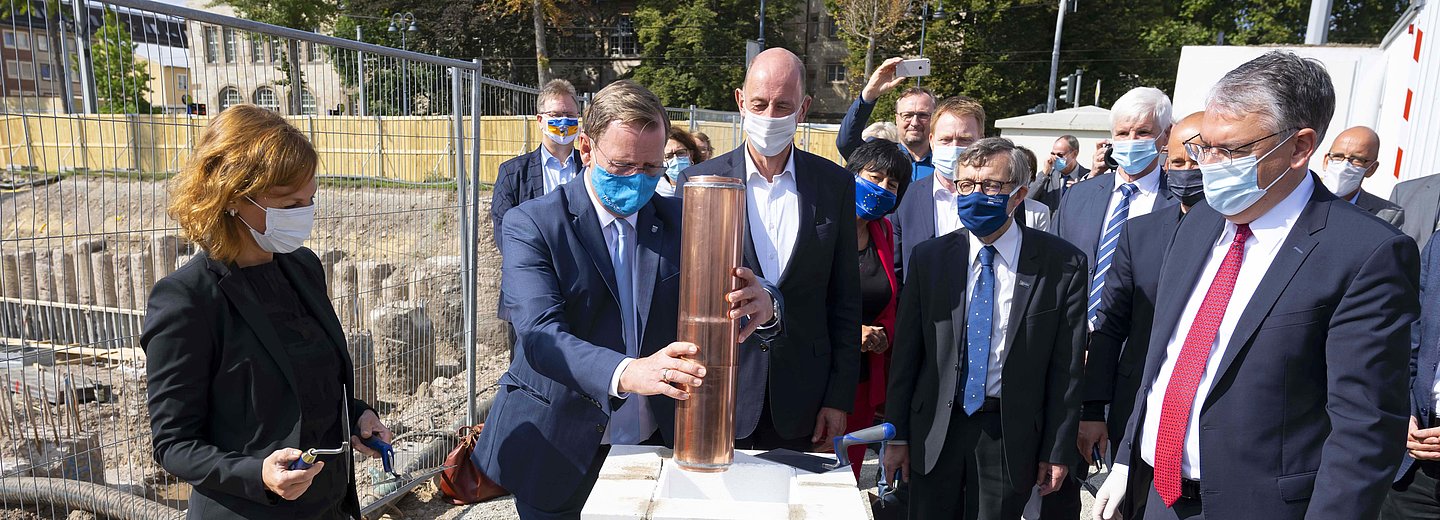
[{"x1": 581, "y1": 446, "x2": 871, "y2": 520}]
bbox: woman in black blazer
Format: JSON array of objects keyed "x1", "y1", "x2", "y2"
[{"x1": 142, "y1": 105, "x2": 391, "y2": 520}]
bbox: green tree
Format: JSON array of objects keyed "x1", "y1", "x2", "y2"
[
  {"x1": 630, "y1": 0, "x2": 800, "y2": 110},
  {"x1": 84, "y1": 8, "x2": 152, "y2": 114}
]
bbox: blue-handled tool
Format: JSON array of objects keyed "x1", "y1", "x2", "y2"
[
  {"x1": 829, "y1": 423, "x2": 904, "y2": 502},
  {"x1": 360, "y1": 435, "x2": 398, "y2": 479}
]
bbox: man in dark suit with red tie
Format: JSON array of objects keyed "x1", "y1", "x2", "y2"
[{"x1": 1092, "y1": 51, "x2": 1419, "y2": 520}]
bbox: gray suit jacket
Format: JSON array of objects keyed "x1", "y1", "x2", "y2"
[
  {"x1": 1354, "y1": 189, "x2": 1404, "y2": 228},
  {"x1": 1390, "y1": 174, "x2": 1440, "y2": 251}
]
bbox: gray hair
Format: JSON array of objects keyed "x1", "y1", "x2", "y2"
[
  {"x1": 1206, "y1": 51, "x2": 1335, "y2": 142},
  {"x1": 958, "y1": 137, "x2": 1029, "y2": 187},
  {"x1": 1110, "y1": 87, "x2": 1173, "y2": 131},
  {"x1": 536, "y1": 78, "x2": 580, "y2": 113},
  {"x1": 1057, "y1": 134, "x2": 1080, "y2": 152}
]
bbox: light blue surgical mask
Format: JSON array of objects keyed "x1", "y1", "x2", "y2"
[
  {"x1": 1200, "y1": 132, "x2": 1295, "y2": 216},
  {"x1": 933, "y1": 145, "x2": 965, "y2": 180},
  {"x1": 664, "y1": 156, "x2": 691, "y2": 182},
  {"x1": 1053, "y1": 156, "x2": 1068, "y2": 173},
  {"x1": 1111, "y1": 138, "x2": 1159, "y2": 173},
  {"x1": 591, "y1": 163, "x2": 661, "y2": 217}
]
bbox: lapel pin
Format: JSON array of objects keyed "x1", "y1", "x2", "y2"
[
  {"x1": 652, "y1": 225, "x2": 659, "y2": 233},
  {"x1": 1019, "y1": 280, "x2": 1031, "y2": 288},
  {"x1": 1292, "y1": 246, "x2": 1303, "y2": 254}
]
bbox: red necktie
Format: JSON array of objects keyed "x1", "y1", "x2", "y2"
[{"x1": 1153, "y1": 223, "x2": 1252, "y2": 506}]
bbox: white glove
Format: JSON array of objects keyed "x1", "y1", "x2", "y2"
[{"x1": 1091, "y1": 463, "x2": 1128, "y2": 520}]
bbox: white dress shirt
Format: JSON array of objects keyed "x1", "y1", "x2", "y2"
[
  {"x1": 584, "y1": 177, "x2": 655, "y2": 444},
  {"x1": 933, "y1": 174, "x2": 962, "y2": 237},
  {"x1": 540, "y1": 145, "x2": 578, "y2": 195},
  {"x1": 744, "y1": 149, "x2": 800, "y2": 282},
  {"x1": 1139, "y1": 173, "x2": 1314, "y2": 479},
  {"x1": 1099, "y1": 169, "x2": 1164, "y2": 251},
  {"x1": 965, "y1": 222, "x2": 1023, "y2": 397}
]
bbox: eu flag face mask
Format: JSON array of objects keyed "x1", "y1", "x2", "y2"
[{"x1": 855, "y1": 176, "x2": 898, "y2": 221}]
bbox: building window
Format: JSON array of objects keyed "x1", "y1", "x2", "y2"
[
  {"x1": 826, "y1": 63, "x2": 846, "y2": 83},
  {"x1": 250, "y1": 36, "x2": 264, "y2": 63},
  {"x1": 176, "y1": 73, "x2": 188, "y2": 91},
  {"x1": 218, "y1": 87, "x2": 243, "y2": 111},
  {"x1": 609, "y1": 17, "x2": 637, "y2": 57},
  {"x1": 4, "y1": 30, "x2": 30, "y2": 50},
  {"x1": 298, "y1": 89, "x2": 317, "y2": 115},
  {"x1": 204, "y1": 27, "x2": 218, "y2": 63},
  {"x1": 36, "y1": 36, "x2": 48, "y2": 52},
  {"x1": 39, "y1": 63, "x2": 52, "y2": 80},
  {"x1": 253, "y1": 87, "x2": 279, "y2": 111},
  {"x1": 306, "y1": 41, "x2": 319, "y2": 62},
  {"x1": 5, "y1": 60, "x2": 20, "y2": 77},
  {"x1": 269, "y1": 38, "x2": 282, "y2": 63},
  {"x1": 826, "y1": 16, "x2": 839, "y2": 39},
  {"x1": 223, "y1": 28, "x2": 237, "y2": 62}
]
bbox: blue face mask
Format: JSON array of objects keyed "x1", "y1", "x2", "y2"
[
  {"x1": 956, "y1": 188, "x2": 1014, "y2": 237},
  {"x1": 932, "y1": 145, "x2": 965, "y2": 180},
  {"x1": 1201, "y1": 132, "x2": 1295, "y2": 216},
  {"x1": 591, "y1": 163, "x2": 661, "y2": 217},
  {"x1": 855, "y1": 176, "x2": 897, "y2": 221},
  {"x1": 1053, "y1": 156, "x2": 1068, "y2": 173},
  {"x1": 1111, "y1": 138, "x2": 1159, "y2": 173},
  {"x1": 665, "y1": 156, "x2": 692, "y2": 182}
]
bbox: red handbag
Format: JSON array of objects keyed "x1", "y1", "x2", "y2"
[{"x1": 437, "y1": 424, "x2": 509, "y2": 505}]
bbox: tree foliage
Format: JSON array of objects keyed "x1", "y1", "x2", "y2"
[
  {"x1": 629, "y1": 0, "x2": 800, "y2": 110},
  {"x1": 828, "y1": 0, "x2": 910, "y2": 77},
  {"x1": 833, "y1": 0, "x2": 1411, "y2": 134},
  {"x1": 86, "y1": 8, "x2": 152, "y2": 114}
]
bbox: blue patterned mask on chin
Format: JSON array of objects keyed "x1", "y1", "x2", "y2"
[{"x1": 591, "y1": 163, "x2": 661, "y2": 216}]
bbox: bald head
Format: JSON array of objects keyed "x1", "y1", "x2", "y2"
[
  {"x1": 736, "y1": 48, "x2": 811, "y2": 123},
  {"x1": 1167, "y1": 111, "x2": 1205, "y2": 171},
  {"x1": 1327, "y1": 126, "x2": 1381, "y2": 176}
]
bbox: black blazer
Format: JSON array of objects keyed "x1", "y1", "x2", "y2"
[
  {"x1": 678, "y1": 147, "x2": 862, "y2": 439},
  {"x1": 1054, "y1": 171, "x2": 1178, "y2": 273},
  {"x1": 490, "y1": 146, "x2": 583, "y2": 319},
  {"x1": 1118, "y1": 180, "x2": 1418, "y2": 519},
  {"x1": 1400, "y1": 230, "x2": 1440, "y2": 484},
  {"x1": 1082, "y1": 204, "x2": 1183, "y2": 457},
  {"x1": 142, "y1": 248, "x2": 370, "y2": 520},
  {"x1": 887, "y1": 225, "x2": 1088, "y2": 484}
]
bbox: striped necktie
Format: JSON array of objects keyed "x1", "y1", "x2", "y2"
[{"x1": 1088, "y1": 183, "x2": 1137, "y2": 328}]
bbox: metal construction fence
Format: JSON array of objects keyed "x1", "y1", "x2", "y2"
[{"x1": 0, "y1": 0, "x2": 527, "y2": 517}]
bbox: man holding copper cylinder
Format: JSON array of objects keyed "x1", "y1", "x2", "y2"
[
  {"x1": 679, "y1": 47, "x2": 864, "y2": 452},
  {"x1": 473, "y1": 80, "x2": 780, "y2": 520},
  {"x1": 885, "y1": 137, "x2": 1087, "y2": 519}
]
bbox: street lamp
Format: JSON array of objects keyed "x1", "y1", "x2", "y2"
[
  {"x1": 388, "y1": 12, "x2": 418, "y2": 116},
  {"x1": 916, "y1": 1, "x2": 946, "y2": 88}
]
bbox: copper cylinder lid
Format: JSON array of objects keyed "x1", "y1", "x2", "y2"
[{"x1": 683, "y1": 175, "x2": 745, "y2": 189}]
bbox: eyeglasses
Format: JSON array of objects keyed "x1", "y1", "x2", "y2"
[
  {"x1": 955, "y1": 179, "x2": 1015, "y2": 196},
  {"x1": 898, "y1": 111, "x2": 932, "y2": 122},
  {"x1": 540, "y1": 111, "x2": 580, "y2": 119},
  {"x1": 1183, "y1": 128, "x2": 1297, "y2": 166},
  {"x1": 664, "y1": 149, "x2": 691, "y2": 160},
  {"x1": 1324, "y1": 152, "x2": 1373, "y2": 168},
  {"x1": 592, "y1": 142, "x2": 664, "y2": 176}
]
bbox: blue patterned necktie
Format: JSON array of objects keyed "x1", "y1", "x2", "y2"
[
  {"x1": 608, "y1": 219, "x2": 649, "y2": 444},
  {"x1": 962, "y1": 245, "x2": 997, "y2": 415},
  {"x1": 1089, "y1": 183, "x2": 1137, "y2": 328}
]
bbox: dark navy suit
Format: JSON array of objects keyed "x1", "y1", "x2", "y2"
[
  {"x1": 678, "y1": 147, "x2": 862, "y2": 442},
  {"x1": 889, "y1": 177, "x2": 937, "y2": 282},
  {"x1": 477, "y1": 178, "x2": 676, "y2": 516},
  {"x1": 1382, "y1": 230, "x2": 1440, "y2": 518},
  {"x1": 1054, "y1": 171, "x2": 1178, "y2": 272},
  {"x1": 1119, "y1": 180, "x2": 1418, "y2": 519},
  {"x1": 489, "y1": 146, "x2": 582, "y2": 320}
]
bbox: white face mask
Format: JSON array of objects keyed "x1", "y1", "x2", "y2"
[
  {"x1": 743, "y1": 111, "x2": 798, "y2": 157},
  {"x1": 931, "y1": 145, "x2": 966, "y2": 180},
  {"x1": 1320, "y1": 160, "x2": 1366, "y2": 198},
  {"x1": 239, "y1": 196, "x2": 315, "y2": 254}
]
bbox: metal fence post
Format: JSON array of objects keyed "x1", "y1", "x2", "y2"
[
  {"x1": 467, "y1": 59, "x2": 483, "y2": 426},
  {"x1": 689, "y1": 104, "x2": 698, "y2": 133}
]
